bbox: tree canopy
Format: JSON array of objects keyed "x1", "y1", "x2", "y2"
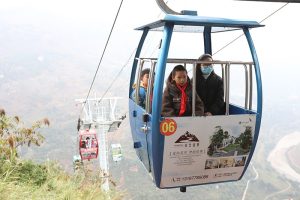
[{"x1": 0, "y1": 108, "x2": 49, "y2": 160}]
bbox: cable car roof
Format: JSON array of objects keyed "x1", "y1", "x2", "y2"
[
  {"x1": 135, "y1": 14, "x2": 264, "y2": 33},
  {"x1": 79, "y1": 129, "x2": 96, "y2": 135}
]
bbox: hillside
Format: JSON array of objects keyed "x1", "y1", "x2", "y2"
[{"x1": 0, "y1": 159, "x2": 121, "y2": 200}]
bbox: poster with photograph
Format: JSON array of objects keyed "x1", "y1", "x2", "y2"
[{"x1": 160, "y1": 114, "x2": 256, "y2": 188}]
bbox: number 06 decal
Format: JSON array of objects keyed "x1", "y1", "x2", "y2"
[{"x1": 160, "y1": 119, "x2": 177, "y2": 136}]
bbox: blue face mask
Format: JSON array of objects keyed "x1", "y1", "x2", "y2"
[{"x1": 201, "y1": 65, "x2": 213, "y2": 75}]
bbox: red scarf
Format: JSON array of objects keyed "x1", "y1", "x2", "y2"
[{"x1": 176, "y1": 83, "x2": 188, "y2": 116}]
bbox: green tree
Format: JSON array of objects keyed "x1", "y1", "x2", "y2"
[
  {"x1": 208, "y1": 126, "x2": 227, "y2": 155},
  {"x1": 235, "y1": 126, "x2": 252, "y2": 152},
  {"x1": 240, "y1": 126, "x2": 252, "y2": 151},
  {"x1": 0, "y1": 108, "x2": 49, "y2": 161}
]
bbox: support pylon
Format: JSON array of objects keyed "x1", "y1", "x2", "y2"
[{"x1": 75, "y1": 96, "x2": 123, "y2": 191}]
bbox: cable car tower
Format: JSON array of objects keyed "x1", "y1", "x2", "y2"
[{"x1": 75, "y1": 96, "x2": 123, "y2": 191}]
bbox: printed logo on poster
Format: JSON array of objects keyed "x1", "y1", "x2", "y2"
[
  {"x1": 173, "y1": 130, "x2": 202, "y2": 149},
  {"x1": 160, "y1": 118, "x2": 177, "y2": 136},
  {"x1": 175, "y1": 131, "x2": 199, "y2": 143}
]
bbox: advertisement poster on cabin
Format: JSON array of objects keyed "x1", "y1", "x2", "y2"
[{"x1": 160, "y1": 115, "x2": 256, "y2": 187}]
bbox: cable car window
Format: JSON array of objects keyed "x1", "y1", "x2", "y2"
[
  {"x1": 130, "y1": 31, "x2": 162, "y2": 109},
  {"x1": 145, "y1": 61, "x2": 156, "y2": 113},
  {"x1": 224, "y1": 62, "x2": 255, "y2": 114},
  {"x1": 229, "y1": 65, "x2": 248, "y2": 106},
  {"x1": 130, "y1": 61, "x2": 151, "y2": 109},
  {"x1": 210, "y1": 31, "x2": 256, "y2": 113},
  {"x1": 168, "y1": 32, "x2": 204, "y2": 59},
  {"x1": 140, "y1": 32, "x2": 162, "y2": 58},
  {"x1": 212, "y1": 29, "x2": 253, "y2": 61}
]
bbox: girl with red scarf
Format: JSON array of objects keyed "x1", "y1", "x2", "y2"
[{"x1": 162, "y1": 65, "x2": 204, "y2": 117}]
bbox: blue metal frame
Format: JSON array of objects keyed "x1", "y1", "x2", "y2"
[
  {"x1": 203, "y1": 26, "x2": 212, "y2": 54},
  {"x1": 151, "y1": 22, "x2": 174, "y2": 187},
  {"x1": 129, "y1": 28, "x2": 153, "y2": 172},
  {"x1": 135, "y1": 15, "x2": 263, "y2": 31},
  {"x1": 240, "y1": 28, "x2": 263, "y2": 178}
]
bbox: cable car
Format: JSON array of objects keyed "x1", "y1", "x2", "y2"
[
  {"x1": 111, "y1": 143, "x2": 123, "y2": 162},
  {"x1": 128, "y1": 5, "x2": 263, "y2": 191},
  {"x1": 73, "y1": 155, "x2": 83, "y2": 171},
  {"x1": 79, "y1": 129, "x2": 99, "y2": 161}
]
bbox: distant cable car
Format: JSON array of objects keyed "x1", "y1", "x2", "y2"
[
  {"x1": 129, "y1": 10, "x2": 263, "y2": 191},
  {"x1": 111, "y1": 143, "x2": 123, "y2": 162},
  {"x1": 79, "y1": 129, "x2": 99, "y2": 161},
  {"x1": 73, "y1": 155, "x2": 83, "y2": 171}
]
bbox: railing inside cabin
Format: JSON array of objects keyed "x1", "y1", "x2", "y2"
[{"x1": 136, "y1": 58, "x2": 254, "y2": 116}]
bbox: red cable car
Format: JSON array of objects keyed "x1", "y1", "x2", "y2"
[{"x1": 79, "y1": 129, "x2": 99, "y2": 161}]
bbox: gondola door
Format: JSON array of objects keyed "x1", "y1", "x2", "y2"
[{"x1": 129, "y1": 59, "x2": 155, "y2": 172}]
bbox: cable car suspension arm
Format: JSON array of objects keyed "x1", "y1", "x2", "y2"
[{"x1": 155, "y1": 0, "x2": 181, "y2": 15}]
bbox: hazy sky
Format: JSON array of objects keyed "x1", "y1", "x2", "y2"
[
  {"x1": 1, "y1": 0, "x2": 299, "y2": 103},
  {"x1": 1, "y1": 0, "x2": 299, "y2": 66}
]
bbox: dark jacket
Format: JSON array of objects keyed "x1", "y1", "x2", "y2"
[
  {"x1": 161, "y1": 73, "x2": 204, "y2": 117},
  {"x1": 195, "y1": 69, "x2": 225, "y2": 115}
]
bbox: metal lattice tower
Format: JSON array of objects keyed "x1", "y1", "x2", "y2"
[{"x1": 75, "y1": 96, "x2": 123, "y2": 191}]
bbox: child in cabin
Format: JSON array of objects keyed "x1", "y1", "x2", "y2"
[
  {"x1": 162, "y1": 65, "x2": 204, "y2": 117},
  {"x1": 131, "y1": 68, "x2": 150, "y2": 108}
]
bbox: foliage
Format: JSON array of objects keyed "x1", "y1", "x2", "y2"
[
  {"x1": 0, "y1": 159, "x2": 47, "y2": 186},
  {"x1": 236, "y1": 126, "x2": 253, "y2": 151},
  {"x1": 0, "y1": 108, "x2": 122, "y2": 199},
  {"x1": 208, "y1": 126, "x2": 229, "y2": 155},
  {"x1": 208, "y1": 125, "x2": 253, "y2": 156},
  {"x1": 0, "y1": 159, "x2": 122, "y2": 200},
  {"x1": 222, "y1": 143, "x2": 240, "y2": 152},
  {"x1": 0, "y1": 108, "x2": 49, "y2": 160}
]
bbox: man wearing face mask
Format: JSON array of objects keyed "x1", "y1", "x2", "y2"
[{"x1": 195, "y1": 54, "x2": 225, "y2": 116}]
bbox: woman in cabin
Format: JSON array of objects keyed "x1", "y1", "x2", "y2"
[{"x1": 195, "y1": 54, "x2": 225, "y2": 116}]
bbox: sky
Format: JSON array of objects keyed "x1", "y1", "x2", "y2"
[
  {"x1": 1, "y1": 0, "x2": 299, "y2": 68},
  {"x1": 1, "y1": 0, "x2": 299, "y2": 118}
]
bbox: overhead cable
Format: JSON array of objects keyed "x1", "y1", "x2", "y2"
[
  {"x1": 95, "y1": 1, "x2": 168, "y2": 104},
  {"x1": 80, "y1": 0, "x2": 124, "y2": 115},
  {"x1": 97, "y1": 49, "x2": 136, "y2": 105},
  {"x1": 213, "y1": 3, "x2": 289, "y2": 56}
]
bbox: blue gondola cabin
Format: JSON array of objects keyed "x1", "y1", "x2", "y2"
[{"x1": 129, "y1": 14, "x2": 263, "y2": 189}]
